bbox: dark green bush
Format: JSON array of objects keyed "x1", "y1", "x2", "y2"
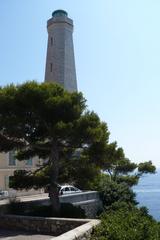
[
  {"x1": 27, "y1": 203, "x2": 85, "y2": 218},
  {"x1": 7, "y1": 201, "x2": 29, "y2": 215},
  {"x1": 61, "y1": 203, "x2": 86, "y2": 218},
  {"x1": 88, "y1": 173, "x2": 110, "y2": 191},
  {"x1": 92, "y1": 203, "x2": 160, "y2": 240},
  {"x1": 6, "y1": 201, "x2": 85, "y2": 218},
  {"x1": 101, "y1": 181, "x2": 137, "y2": 207}
]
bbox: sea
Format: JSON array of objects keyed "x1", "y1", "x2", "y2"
[{"x1": 133, "y1": 168, "x2": 160, "y2": 221}]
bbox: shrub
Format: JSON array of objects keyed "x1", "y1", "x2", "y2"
[
  {"x1": 7, "y1": 201, "x2": 28, "y2": 215},
  {"x1": 61, "y1": 203, "x2": 85, "y2": 218},
  {"x1": 88, "y1": 173, "x2": 110, "y2": 191},
  {"x1": 92, "y1": 203, "x2": 160, "y2": 240},
  {"x1": 101, "y1": 181, "x2": 137, "y2": 207},
  {"x1": 6, "y1": 201, "x2": 86, "y2": 218},
  {"x1": 27, "y1": 203, "x2": 86, "y2": 218}
]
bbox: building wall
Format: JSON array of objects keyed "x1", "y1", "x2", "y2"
[{"x1": 0, "y1": 152, "x2": 40, "y2": 191}]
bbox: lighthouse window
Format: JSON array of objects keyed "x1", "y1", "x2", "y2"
[
  {"x1": 9, "y1": 151, "x2": 16, "y2": 166},
  {"x1": 50, "y1": 63, "x2": 53, "y2": 72},
  {"x1": 51, "y1": 37, "x2": 53, "y2": 46}
]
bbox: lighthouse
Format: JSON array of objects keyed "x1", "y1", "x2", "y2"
[{"x1": 44, "y1": 10, "x2": 77, "y2": 92}]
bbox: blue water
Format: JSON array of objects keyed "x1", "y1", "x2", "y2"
[{"x1": 133, "y1": 169, "x2": 160, "y2": 221}]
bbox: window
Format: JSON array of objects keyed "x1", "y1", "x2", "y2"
[
  {"x1": 51, "y1": 37, "x2": 53, "y2": 46},
  {"x1": 50, "y1": 63, "x2": 53, "y2": 72},
  {"x1": 26, "y1": 158, "x2": 33, "y2": 166},
  {"x1": 9, "y1": 151, "x2": 16, "y2": 166}
]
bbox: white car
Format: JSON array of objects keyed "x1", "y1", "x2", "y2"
[{"x1": 59, "y1": 185, "x2": 81, "y2": 195}]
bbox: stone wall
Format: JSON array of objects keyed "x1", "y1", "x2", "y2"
[
  {"x1": 55, "y1": 219, "x2": 100, "y2": 240},
  {"x1": 31, "y1": 191, "x2": 103, "y2": 218},
  {"x1": 0, "y1": 215, "x2": 84, "y2": 236},
  {"x1": 0, "y1": 215, "x2": 100, "y2": 239},
  {"x1": 60, "y1": 191, "x2": 103, "y2": 218},
  {"x1": 60, "y1": 191, "x2": 100, "y2": 204},
  {"x1": 73, "y1": 199, "x2": 102, "y2": 218},
  {"x1": 0, "y1": 191, "x2": 103, "y2": 218}
]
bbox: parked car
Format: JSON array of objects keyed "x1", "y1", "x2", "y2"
[
  {"x1": 44, "y1": 184, "x2": 82, "y2": 196},
  {"x1": 59, "y1": 185, "x2": 82, "y2": 195}
]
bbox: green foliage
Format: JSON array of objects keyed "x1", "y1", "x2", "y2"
[
  {"x1": 0, "y1": 81, "x2": 109, "y2": 185},
  {"x1": 101, "y1": 142, "x2": 156, "y2": 186},
  {"x1": 0, "y1": 81, "x2": 110, "y2": 213},
  {"x1": 114, "y1": 158, "x2": 137, "y2": 174},
  {"x1": 116, "y1": 175, "x2": 139, "y2": 187},
  {"x1": 9, "y1": 170, "x2": 49, "y2": 189},
  {"x1": 138, "y1": 161, "x2": 156, "y2": 175},
  {"x1": 58, "y1": 156, "x2": 102, "y2": 190},
  {"x1": 88, "y1": 173, "x2": 138, "y2": 219},
  {"x1": 92, "y1": 203, "x2": 160, "y2": 240},
  {"x1": 102, "y1": 142, "x2": 138, "y2": 182},
  {"x1": 101, "y1": 180, "x2": 137, "y2": 207},
  {"x1": 60, "y1": 203, "x2": 86, "y2": 218},
  {"x1": 6, "y1": 201, "x2": 85, "y2": 218},
  {"x1": 88, "y1": 173, "x2": 110, "y2": 191},
  {"x1": 0, "y1": 82, "x2": 86, "y2": 156},
  {"x1": 0, "y1": 81, "x2": 157, "y2": 218}
]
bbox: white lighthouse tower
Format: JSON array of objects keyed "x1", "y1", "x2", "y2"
[{"x1": 44, "y1": 10, "x2": 77, "y2": 92}]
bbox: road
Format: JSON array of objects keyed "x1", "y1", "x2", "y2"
[{"x1": 0, "y1": 193, "x2": 49, "y2": 205}]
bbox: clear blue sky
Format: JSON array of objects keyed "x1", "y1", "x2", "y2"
[{"x1": 0, "y1": 1, "x2": 160, "y2": 166}]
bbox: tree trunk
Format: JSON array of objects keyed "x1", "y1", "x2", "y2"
[
  {"x1": 49, "y1": 140, "x2": 61, "y2": 216},
  {"x1": 108, "y1": 169, "x2": 112, "y2": 181}
]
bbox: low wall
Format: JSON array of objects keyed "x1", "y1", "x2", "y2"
[
  {"x1": 36, "y1": 191, "x2": 102, "y2": 218},
  {"x1": 0, "y1": 215, "x2": 100, "y2": 239},
  {"x1": 0, "y1": 215, "x2": 85, "y2": 236},
  {"x1": 60, "y1": 191, "x2": 99, "y2": 203},
  {"x1": 73, "y1": 199, "x2": 101, "y2": 218},
  {"x1": 60, "y1": 191, "x2": 102, "y2": 218},
  {"x1": 0, "y1": 191, "x2": 103, "y2": 218},
  {"x1": 56, "y1": 219, "x2": 100, "y2": 240}
]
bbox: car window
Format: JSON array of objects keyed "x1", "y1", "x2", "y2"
[
  {"x1": 65, "y1": 187, "x2": 70, "y2": 191},
  {"x1": 70, "y1": 187, "x2": 76, "y2": 191}
]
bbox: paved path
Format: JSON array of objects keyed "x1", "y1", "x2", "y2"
[
  {"x1": 0, "y1": 194, "x2": 55, "y2": 239},
  {"x1": 0, "y1": 229, "x2": 54, "y2": 240},
  {"x1": 17, "y1": 193, "x2": 49, "y2": 202},
  {"x1": 0, "y1": 194, "x2": 49, "y2": 205}
]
